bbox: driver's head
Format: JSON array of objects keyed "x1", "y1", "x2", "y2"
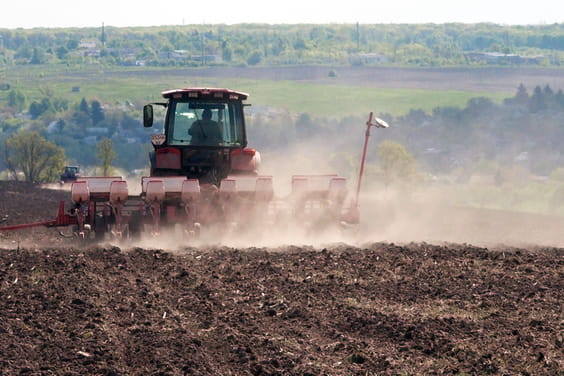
[{"x1": 202, "y1": 109, "x2": 212, "y2": 121}]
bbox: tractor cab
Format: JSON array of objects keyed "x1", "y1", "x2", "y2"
[
  {"x1": 143, "y1": 88, "x2": 260, "y2": 184},
  {"x1": 60, "y1": 165, "x2": 81, "y2": 183}
]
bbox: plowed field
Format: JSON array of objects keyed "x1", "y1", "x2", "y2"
[{"x1": 1, "y1": 182, "x2": 562, "y2": 375}]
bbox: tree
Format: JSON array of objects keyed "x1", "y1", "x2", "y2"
[
  {"x1": 96, "y1": 137, "x2": 116, "y2": 176},
  {"x1": 513, "y1": 83, "x2": 529, "y2": 105},
  {"x1": 2, "y1": 130, "x2": 66, "y2": 183},
  {"x1": 7, "y1": 89, "x2": 27, "y2": 112},
  {"x1": 222, "y1": 40, "x2": 233, "y2": 62},
  {"x1": 79, "y1": 97, "x2": 90, "y2": 114},
  {"x1": 376, "y1": 140, "x2": 418, "y2": 186},
  {"x1": 28, "y1": 101, "x2": 44, "y2": 119},
  {"x1": 555, "y1": 90, "x2": 564, "y2": 109},
  {"x1": 28, "y1": 97, "x2": 53, "y2": 119},
  {"x1": 66, "y1": 39, "x2": 79, "y2": 50},
  {"x1": 55, "y1": 45, "x2": 68, "y2": 59},
  {"x1": 30, "y1": 47, "x2": 47, "y2": 64},
  {"x1": 295, "y1": 113, "x2": 318, "y2": 139},
  {"x1": 90, "y1": 100, "x2": 105, "y2": 125},
  {"x1": 543, "y1": 84, "x2": 554, "y2": 97},
  {"x1": 247, "y1": 50, "x2": 262, "y2": 66},
  {"x1": 529, "y1": 85, "x2": 546, "y2": 113}
]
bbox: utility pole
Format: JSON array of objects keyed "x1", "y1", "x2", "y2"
[
  {"x1": 201, "y1": 33, "x2": 205, "y2": 66},
  {"x1": 101, "y1": 23, "x2": 106, "y2": 47},
  {"x1": 356, "y1": 22, "x2": 360, "y2": 52}
]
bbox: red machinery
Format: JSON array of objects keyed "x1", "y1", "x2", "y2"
[{"x1": 0, "y1": 88, "x2": 387, "y2": 242}]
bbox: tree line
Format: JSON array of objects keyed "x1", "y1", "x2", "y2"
[
  {"x1": 1, "y1": 23, "x2": 563, "y2": 67},
  {"x1": 1, "y1": 78, "x2": 563, "y2": 189},
  {"x1": 248, "y1": 83, "x2": 564, "y2": 180}
]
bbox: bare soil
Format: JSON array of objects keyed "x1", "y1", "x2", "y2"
[{"x1": 0, "y1": 181, "x2": 563, "y2": 375}]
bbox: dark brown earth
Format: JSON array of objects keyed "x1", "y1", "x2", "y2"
[{"x1": 1, "y1": 181, "x2": 563, "y2": 375}]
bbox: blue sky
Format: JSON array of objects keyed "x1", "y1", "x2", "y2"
[{"x1": 1, "y1": 0, "x2": 562, "y2": 28}]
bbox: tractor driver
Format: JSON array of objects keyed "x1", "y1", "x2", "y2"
[{"x1": 188, "y1": 108, "x2": 222, "y2": 145}]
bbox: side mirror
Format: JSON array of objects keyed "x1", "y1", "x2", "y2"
[{"x1": 143, "y1": 104, "x2": 153, "y2": 128}]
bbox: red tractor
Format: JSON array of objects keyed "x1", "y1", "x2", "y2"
[{"x1": 60, "y1": 165, "x2": 81, "y2": 184}]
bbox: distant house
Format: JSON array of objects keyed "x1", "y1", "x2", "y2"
[
  {"x1": 191, "y1": 54, "x2": 222, "y2": 64},
  {"x1": 348, "y1": 53, "x2": 387, "y2": 65},
  {"x1": 77, "y1": 40, "x2": 101, "y2": 57},
  {"x1": 86, "y1": 127, "x2": 109, "y2": 135},
  {"x1": 352, "y1": 53, "x2": 387, "y2": 64},
  {"x1": 78, "y1": 41, "x2": 97, "y2": 49},
  {"x1": 82, "y1": 136, "x2": 98, "y2": 145},
  {"x1": 116, "y1": 48, "x2": 138, "y2": 59},
  {"x1": 83, "y1": 49, "x2": 101, "y2": 58},
  {"x1": 464, "y1": 52, "x2": 544, "y2": 65},
  {"x1": 157, "y1": 50, "x2": 190, "y2": 60}
]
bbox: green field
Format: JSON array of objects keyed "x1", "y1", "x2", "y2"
[
  {"x1": 237, "y1": 80, "x2": 508, "y2": 117},
  {"x1": 0, "y1": 65, "x2": 509, "y2": 117}
]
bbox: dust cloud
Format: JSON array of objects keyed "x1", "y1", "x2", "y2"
[
  {"x1": 357, "y1": 185, "x2": 564, "y2": 248},
  {"x1": 121, "y1": 186, "x2": 563, "y2": 252},
  {"x1": 40, "y1": 182, "x2": 72, "y2": 191},
  {"x1": 114, "y1": 140, "x2": 564, "y2": 251},
  {"x1": 34, "y1": 141, "x2": 562, "y2": 250}
]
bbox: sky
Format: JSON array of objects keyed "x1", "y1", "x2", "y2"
[{"x1": 1, "y1": 0, "x2": 563, "y2": 29}]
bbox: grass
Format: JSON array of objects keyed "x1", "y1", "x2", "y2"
[
  {"x1": 453, "y1": 181, "x2": 564, "y2": 216},
  {"x1": 239, "y1": 79, "x2": 507, "y2": 117},
  {"x1": 0, "y1": 65, "x2": 509, "y2": 117}
]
